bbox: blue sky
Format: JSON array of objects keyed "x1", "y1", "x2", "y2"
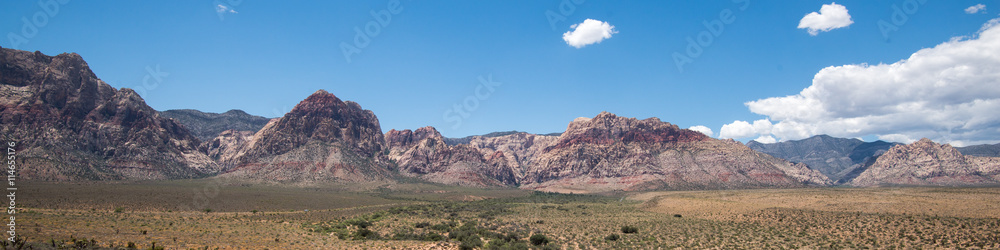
[{"x1": 2, "y1": 1, "x2": 998, "y2": 145}]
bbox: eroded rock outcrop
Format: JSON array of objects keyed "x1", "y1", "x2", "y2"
[
  {"x1": 219, "y1": 90, "x2": 394, "y2": 183},
  {"x1": 520, "y1": 112, "x2": 831, "y2": 192},
  {"x1": 386, "y1": 127, "x2": 518, "y2": 187},
  {"x1": 0, "y1": 48, "x2": 214, "y2": 180},
  {"x1": 850, "y1": 138, "x2": 1000, "y2": 186}
]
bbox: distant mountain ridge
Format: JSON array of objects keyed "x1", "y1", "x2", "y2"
[
  {"x1": 747, "y1": 135, "x2": 899, "y2": 183},
  {"x1": 5, "y1": 48, "x2": 1000, "y2": 191},
  {"x1": 159, "y1": 109, "x2": 270, "y2": 140},
  {"x1": 957, "y1": 143, "x2": 1000, "y2": 157},
  {"x1": 442, "y1": 131, "x2": 562, "y2": 145}
]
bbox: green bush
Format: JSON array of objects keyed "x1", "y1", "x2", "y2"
[
  {"x1": 529, "y1": 234, "x2": 549, "y2": 246},
  {"x1": 459, "y1": 236, "x2": 484, "y2": 250},
  {"x1": 605, "y1": 234, "x2": 620, "y2": 241},
  {"x1": 352, "y1": 228, "x2": 380, "y2": 240},
  {"x1": 424, "y1": 232, "x2": 444, "y2": 241},
  {"x1": 429, "y1": 222, "x2": 451, "y2": 231},
  {"x1": 621, "y1": 225, "x2": 638, "y2": 234}
]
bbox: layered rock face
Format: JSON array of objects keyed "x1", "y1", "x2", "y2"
[
  {"x1": 200, "y1": 129, "x2": 255, "y2": 163},
  {"x1": 159, "y1": 109, "x2": 270, "y2": 140},
  {"x1": 217, "y1": 90, "x2": 394, "y2": 183},
  {"x1": 520, "y1": 112, "x2": 831, "y2": 192},
  {"x1": 850, "y1": 138, "x2": 1000, "y2": 186},
  {"x1": 748, "y1": 135, "x2": 899, "y2": 183},
  {"x1": 466, "y1": 132, "x2": 559, "y2": 180},
  {"x1": 385, "y1": 127, "x2": 519, "y2": 187},
  {"x1": 0, "y1": 48, "x2": 214, "y2": 180}
]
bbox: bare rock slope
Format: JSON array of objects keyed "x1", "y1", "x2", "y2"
[
  {"x1": 217, "y1": 90, "x2": 395, "y2": 183},
  {"x1": 386, "y1": 127, "x2": 519, "y2": 187},
  {"x1": 851, "y1": 138, "x2": 1000, "y2": 186},
  {"x1": 0, "y1": 48, "x2": 214, "y2": 180},
  {"x1": 520, "y1": 112, "x2": 831, "y2": 192}
]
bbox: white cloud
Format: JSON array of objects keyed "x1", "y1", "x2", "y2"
[
  {"x1": 725, "y1": 18, "x2": 1000, "y2": 147},
  {"x1": 720, "y1": 120, "x2": 754, "y2": 139},
  {"x1": 798, "y1": 3, "x2": 853, "y2": 36},
  {"x1": 753, "y1": 135, "x2": 777, "y2": 144},
  {"x1": 878, "y1": 134, "x2": 916, "y2": 144},
  {"x1": 562, "y1": 19, "x2": 618, "y2": 48},
  {"x1": 216, "y1": 4, "x2": 238, "y2": 14},
  {"x1": 720, "y1": 119, "x2": 774, "y2": 140},
  {"x1": 688, "y1": 125, "x2": 714, "y2": 137},
  {"x1": 966, "y1": 4, "x2": 986, "y2": 14}
]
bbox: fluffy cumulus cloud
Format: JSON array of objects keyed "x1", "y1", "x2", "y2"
[
  {"x1": 688, "y1": 125, "x2": 714, "y2": 137},
  {"x1": 798, "y1": 3, "x2": 853, "y2": 36},
  {"x1": 754, "y1": 135, "x2": 777, "y2": 144},
  {"x1": 722, "y1": 18, "x2": 1000, "y2": 146},
  {"x1": 966, "y1": 4, "x2": 986, "y2": 14},
  {"x1": 562, "y1": 19, "x2": 618, "y2": 48},
  {"x1": 720, "y1": 119, "x2": 773, "y2": 139}
]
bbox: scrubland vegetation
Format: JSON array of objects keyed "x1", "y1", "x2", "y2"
[{"x1": 15, "y1": 181, "x2": 1000, "y2": 249}]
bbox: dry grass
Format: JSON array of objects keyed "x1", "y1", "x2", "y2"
[
  {"x1": 634, "y1": 187, "x2": 1000, "y2": 219},
  {"x1": 16, "y1": 182, "x2": 1000, "y2": 249}
]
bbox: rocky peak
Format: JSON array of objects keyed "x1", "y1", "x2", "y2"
[
  {"x1": 220, "y1": 89, "x2": 393, "y2": 183},
  {"x1": 386, "y1": 126, "x2": 443, "y2": 149},
  {"x1": 238, "y1": 89, "x2": 384, "y2": 160},
  {"x1": 850, "y1": 138, "x2": 1000, "y2": 186},
  {"x1": 522, "y1": 112, "x2": 830, "y2": 192},
  {"x1": 551, "y1": 111, "x2": 709, "y2": 150},
  {"x1": 0, "y1": 48, "x2": 214, "y2": 180}
]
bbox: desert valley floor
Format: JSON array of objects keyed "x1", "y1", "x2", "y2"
[{"x1": 17, "y1": 180, "x2": 1000, "y2": 249}]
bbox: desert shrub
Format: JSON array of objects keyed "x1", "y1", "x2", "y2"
[
  {"x1": 391, "y1": 227, "x2": 421, "y2": 241},
  {"x1": 486, "y1": 240, "x2": 530, "y2": 250},
  {"x1": 502, "y1": 232, "x2": 520, "y2": 242},
  {"x1": 529, "y1": 234, "x2": 550, "y2": 246},
  {"x1": 114, "y1": 207, "x2": 124, "y2": 213},
  {"x1": 430, "y1": 222, "x2": 452, "y2": 231},
  {"x1": 424, "y1": 232, "x2": 445, "y2": 241},
  {"x1": 621, "y1": 225, "x2": 638, "y2": 234},
  {"x1": 347, "y1": 219, "x2": 373, "y2": 228},
  {"x1": 352, "y1": 228, "x2": 380, "y2": 240},
  {"x1": 459, "y1": 236, "x2": 484, "y2": 250},
  {"x1": 605, "y1": 234, "x2": 620, "y2": 241}
]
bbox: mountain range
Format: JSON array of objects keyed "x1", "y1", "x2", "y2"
[{"x1": 3, "y1": 48, "x2": 999, "y2": 190}]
